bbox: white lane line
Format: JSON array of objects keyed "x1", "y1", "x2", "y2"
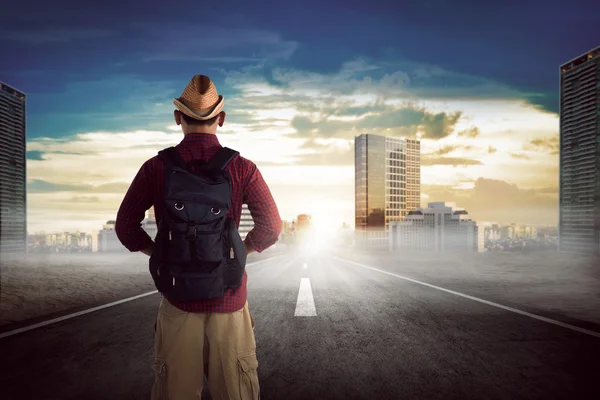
[
  {"x1": 0, "y1": 291, "x2": 158, "y2": 340},
  {"x1": 332, "y1": 256, "x2": 600, "y2": 339},
  {"x1": 0, "y1": 256, "x2": 283, "y2": 340},
  {"x1": 294, "y1": 278, "x2": 317, "y2": 316}
]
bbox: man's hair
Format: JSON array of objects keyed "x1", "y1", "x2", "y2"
[{"x1": 181, "y1": 112, "x2": 219, "y2": 126}]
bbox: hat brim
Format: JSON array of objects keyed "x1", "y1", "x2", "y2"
[{"x1": 173, "y1": 95, "x2": 224, "y2": 120}]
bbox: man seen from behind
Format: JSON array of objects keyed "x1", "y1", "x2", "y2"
[{"x1": 115, "y1": 74, "x2": 282, "y2": 400}]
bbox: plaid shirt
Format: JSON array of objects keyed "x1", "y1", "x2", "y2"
[{"x1": 115, "y1": 133, "x2": 282, "y2": 312}]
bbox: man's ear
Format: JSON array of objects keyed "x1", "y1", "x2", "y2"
[
  {"x1": 174, "y1": 110, "x2": 182, "y2": 125},
  {"x1": 218, "y1": 111, "x2": 226, "y2": 127}
]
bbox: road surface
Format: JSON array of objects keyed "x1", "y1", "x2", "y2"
[{"x1": 1, "y1": 249, "x2": 599, "y2": 399}]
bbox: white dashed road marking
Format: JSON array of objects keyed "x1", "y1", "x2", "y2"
[{"x1": 294, "y1": 278, "x2": 317, "y2": 316}]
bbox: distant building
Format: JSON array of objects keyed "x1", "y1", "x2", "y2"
[
  {"x1": 389, "y1": 202, "x2": 483, "y2": 253},
  {"x1": 98, "y1": 220, "x2": 128, "y2": 252},
  {"x1": 498, "y1": 224, "x2": 538, "y2": 240},
  {"x1": 281, "y1": 220, "x2": 292, "y2": 235},
  {"x1": 147, "y1": 206, "x2": 156, "y2": 222},
  {"x1": 477, "y1": 224, "x2": 485, "y2": 252},
  {"x1": 27, "y1": 230, "x2": 93, "y2": 252},
  {"x1": 296, "y1": 214, "x2": 311, "y2": 231},
  {"x1": 239, "y1": 204, "x2": 254, "y2": 240},
  {"x1": 515, "y1": 225, "x2": 537, "y2": 239},
  {"x1": 142, "y1": 218, "x2": 157, "y2": 240},
  {"x1": 92, "y1": 230, "x2": 99, "y2": 252},
  {"x1": 0, "y1": 82, "x2": 27, "y2": 253},
  {"x1": 485, "y1": 224, "x2": 502, "y2": 241},
  {"x1": 558, "y1": 45, "x2": 600, "y2": 255}
]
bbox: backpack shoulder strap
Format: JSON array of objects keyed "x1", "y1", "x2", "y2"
[
  {"x1": 207, "y1": 147, "x2": 239, "y2": 171},
  {"x1": 157, "y1": 147, "x2": 187, "y2": 170}
]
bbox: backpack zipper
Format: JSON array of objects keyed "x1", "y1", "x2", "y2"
[{"x1": 230, "y1": 247, "x2": 235, "y2": 259}]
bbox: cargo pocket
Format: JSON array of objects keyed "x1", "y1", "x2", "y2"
[
  {"x1": 238, "y1": 352, "x2": 260, "y2": 400},
  {"x1": 151, "y1": 359, "x2": 168, "y2": 400}
]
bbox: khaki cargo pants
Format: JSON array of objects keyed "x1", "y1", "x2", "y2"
[{"x1": 151, "y1": 297, "x2": 259, "y2": 400}]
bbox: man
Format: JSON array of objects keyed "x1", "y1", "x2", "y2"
[{"x1": 115, "y1": 74, "x2": 282, "y2": 400}]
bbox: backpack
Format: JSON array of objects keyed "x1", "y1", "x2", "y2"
[{"x1": 148, "y1": 146, "x2": 248, "y2": 301}]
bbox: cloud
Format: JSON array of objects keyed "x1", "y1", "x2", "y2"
[
  {"x1": 289, "y1": 151, "x2": 355, "y2": 167},
  {"x1": 422, "y1": 177, "x2": 558, "y2": 225},
  {"x1": 0, "y1": 28, "x2": 117, "y2": 44},
  {"x1": 488, "y1": 146, "x2": 497, "y2": 154},
  {"x1": 523, "y1": 92, "x2": 559, "y2": 116},
  {"x1": 280, "y1": 138, "x2": 355, "y2": 166},
  {"x1": 51, "y1": 196, "x2": 102, "y2": 203},
  {"x1": 421, "y1": 157, "x2": 483, "y2": 167},
  {"x1": 26, "y1": 151, "x2": 46, "y2": 161},
  {"x1": 457, "y1": 126, "x2": 480, "y2": 138},
  {"x1": 510, "y1": 152, "x2": 531, "y2": 160},
  {"x1": 144, "y1": 56, "x2": 263, "y2": 63},
  {"x1": 216, "y1": 57, "x2": 550, "y2": 148},
  {"x1": 428, "y1": 145, "x2": 459, "y2": 156},
  {"x1": 136, "y1": 27, "x2": 299, "y2": 63},
  {"x1": 523, "y1": 136, "x2": 559, "y2": 155},
  {"x1": 420, "y1": 143, "x2": 483, "y2": 166},
  {"x1": 27, "y1": 179, "x2": 131, "y2": 194},
  {"x1": 289, "y1": 104, "x2": 462, "y2": 140},
  {"x1": 228, "y1": 57, "x2": 525, "y2": 103},
  {"x1": 535, "y1": 186, "x2": 558, "y2": 194},
  {"x1": 24, "y1": 76, "x2": 181, "y2": 139},
  {"x1": 27, "y1": 179, "x2": 87, "y2": 193}
]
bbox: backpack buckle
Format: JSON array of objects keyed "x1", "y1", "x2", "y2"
[{"x1": 186, "y1": 224, "x2": 196, "y2": 240}]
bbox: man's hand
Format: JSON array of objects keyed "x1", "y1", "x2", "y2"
[
  {"x1": 141, "y1": 243, "x2": 154, "y2": 257},
  {"x1": 244, "y1": 240, "x2": 256, "y2": 255}
]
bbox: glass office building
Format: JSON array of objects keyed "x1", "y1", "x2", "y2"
[
  {"x1": 355, "y1": 134, "x2": 421, "y2": 231},
  {"x1": 558, "y1": 46, "x2": 600, "y2": 255},
  {"x1": 0, "y1": 82, "x2": 27, "y2": 253}
]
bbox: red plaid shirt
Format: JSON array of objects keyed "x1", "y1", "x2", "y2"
[{"x1": 115, "y1": 133, "x2": 282, "y2": 312}]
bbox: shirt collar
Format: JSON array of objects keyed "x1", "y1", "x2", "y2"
[{"x1": 180, "y1": 132, "x2": 221, "y2": 146}]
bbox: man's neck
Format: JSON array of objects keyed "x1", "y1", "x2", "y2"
[{"x1": 183, "y1": 131, "x2": 217, "y2": 136}]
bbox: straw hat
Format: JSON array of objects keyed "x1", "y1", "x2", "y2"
[{"x1": 173, "y1": 75, "x2": 224, "y2": 120}]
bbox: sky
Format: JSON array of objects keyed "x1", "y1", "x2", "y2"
[{"x1": 1, "y1": 0, "x2": 599, "y2": 234}]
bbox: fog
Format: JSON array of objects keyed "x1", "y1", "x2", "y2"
[{"x1": 1, "y1": 244, "x2": 598, "y2": 329}]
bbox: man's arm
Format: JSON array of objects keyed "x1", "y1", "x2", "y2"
[
  {"x1": 115, "y1": 160, "x2": 155, "y2": 255},
  {"x1": 242, "y1": 162, "x2": 282, "y2": 253}
]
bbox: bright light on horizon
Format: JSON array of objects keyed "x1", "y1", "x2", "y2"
[{"x1": 295, "y1": 200, "x2": 345, "y2": 254}]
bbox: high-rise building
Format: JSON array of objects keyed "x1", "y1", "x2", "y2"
[
  {"x1": 0, "y1": 82, "x2": 27, "y2": 253},
  {"x1": 558, "y1": 46, "x2": 600, "y2": 255},
  {"x1": 389, "y1": 202, "x2": 483, "y2": 253},
  {"x1": 98, "y1": 220, "x2": 128, "y2": 252},
  {"x1": 141, "y1": 217, "x2": 157, "y2": 240},
  {"x1": 147, "y1": 206, "x2": 156, "y2": 221},
  {"x1": 296, "y1": 214, "x2": 311, "y2": 231},
  {"x1": 355, "y1": 134, "x2": 421, "y2": 231},
  {"x1": 239, "y1": 204, "x2": 254, "y2": 240}
]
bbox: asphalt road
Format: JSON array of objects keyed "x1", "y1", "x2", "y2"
[{"x1": 1, "y1": 248, "x2": 599, "y2": 400}]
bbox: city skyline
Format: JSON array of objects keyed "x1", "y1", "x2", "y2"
[{"x1": 2, "y1": 2, "x2": 599, "y2": 234}]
